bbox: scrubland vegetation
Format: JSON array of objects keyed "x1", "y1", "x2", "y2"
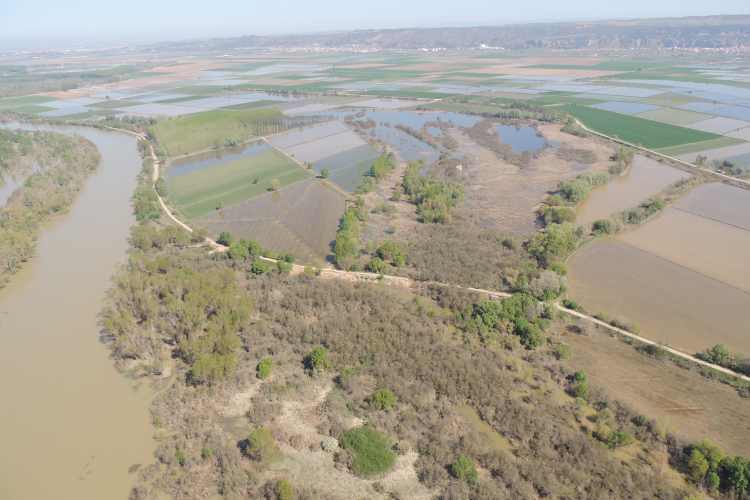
[
  {"x1": 0, "y1": 129, "x2": 100, "y2": 285},
  {"x1": 147, "y1": 109, "x2": 323, "y2": 157},
  {"x1": 107, "y1": 231, "x2": 740, "y2": 499}
]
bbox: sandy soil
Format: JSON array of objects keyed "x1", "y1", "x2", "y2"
[
  {"x1": 555, "y1": 323, "x2": 750, "y2": 457},
  {"x1": 456, "y1": 122, "x2": 614, "y2": 236}
]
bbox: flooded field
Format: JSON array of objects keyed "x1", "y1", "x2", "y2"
[
  {"x1": 284, "y1": 130, "x2": 366, "y2": 163},
  {"x1": 575, "y1": 156, "x2": 690, "y2": 225},
  {"x1": 0, "y1": 125, "x2": 156, "y2": 500},
  {"x1": 567, "y1": 236, "x2": 750, "y2": 354},
  {"x1": 193, "y1": 178, "x2": 344, "y2": 264},
  {"x1": 675, "y1": 182, "x2": 750, "y2": 230},
  {"x1": 167, "y1": 139, "x2": 270, "y2": 178},
  {"x1": 455, "y1": 405, "x2": 514, "y2": 452},
  {"x1": 328, "y1": 109, "x2": 481, "y2": 162},
  {"x1": 616, "y1": 208, "x2": 750, "y2": 293}
]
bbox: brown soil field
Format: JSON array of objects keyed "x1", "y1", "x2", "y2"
[
  {"x1": 193, "y1": 178, "x2": 345, "y2": 265},
  {"x1": 457, "y1": 122, "x2": 614, "y2": 236},
  {"x1": 554, "y1": 322, "x2": 750, "y2": 457}
]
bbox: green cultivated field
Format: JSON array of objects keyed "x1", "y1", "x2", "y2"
[
  {"x1": 12, "y1": 105, "x2": 55, "y2": 114},
  {"x1": 170, "y1": 149, "x2": 311, "y2": 219},
  {"x1": 0, "y1": 95, "x2": 57, "y2": 108},
  {"x1": 358, "y1": 89, "x2": 457, "y2": 99},
  {"x1": 634, "y1": 107, "x2": 711, "y2": 126},
  {"x1": 219, "y1": 100, "x2": 278, "y2": 110},
  {"x1": 148, "y1": 108, "x2": 315, "y2": 157},
  {"x1": 656, "y1": 137, "x2": 746, "y2": 157},
  {"x1": 558, "y1": 105, "x2": 722, "y2": 149},
  {"x1": 531, "y1": 95, "x2": 609, "y2": 106},
  {"x1": 155, "y1": 95, "x2": 210, "y2": 104}
]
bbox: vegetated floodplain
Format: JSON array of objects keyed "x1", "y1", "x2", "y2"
[
  {"x1": 575, "y1": 156, "x2": 690, "y2": 226},
  {"x1": 192, "y1": 178, "x2": 344, "y2": 264},
  {"x1": 147, "y1": 109, "x2": 322, "y2": 157},
  {"x1": 170, "y1": 149, "x2": 310, "y2": 219},
  {"x1": 558, "y1": 105, "x2": 722, "y2": 149}
]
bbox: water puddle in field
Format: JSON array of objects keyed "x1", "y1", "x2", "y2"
[
  {"x1": 0, "y1": 122, "x2": 158, "y2": 500},
  {"x1": 456, "y1": 405, "x2": 515, "y2": 453},
  {"x1": 575, "y1": 155, "x2": 690, "y2": 226},
  {"x1": 168, "y1": 139, "x2": 271, "y2": 178}
]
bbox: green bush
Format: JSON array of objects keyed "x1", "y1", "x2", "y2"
[
  {"x1": 276, "y1": 261, "x2": 293, "y2": 275},
  {"x1": 176, "y1": 450, "x2": 185, "y2": 466},
  {"x1": 340, "y1": 427, "x2": 396, "y2": 477},
  {"x1": 218, "y1": 231, "x2": 233, "y2": 246},
  {"x1": 373, "y1": 389, "x2": 395, "y2": 410},
  {"x1": 321, "y1": 167, "x2": 329, "y2": 178},
  {"x1": 246, "y1": 428, "x2": 275, "y2": 460},
  {"x1": 367, "y1": 257, "x2": 387, "y2": 274},
  {"x1": 574, "y1": 381, "x2": 590, "y2": 400},
  {"x1": 203, "y1": 449, "x2": 212, "y2": 459},
  {"x1": 309, "y1": 346, "x2": 330, "y2": 372},
  {"x1": 552, "y1": 344, "x2": 573, "y2": 360},
  {"x1": 275, "y1": 479, "x2": 293, "y2": 500},
  {"x1": 282, "y1": 253, "x2": 295, "y2": 263},
  {"x1": 227, "y1": 243, "x2": 249, "y2": 260},
  {"x1": 451, "y1": 457, "x2": 478, "y2": 485},
  {"x1": 574, "y1": 369, "x2": 587, "y2": 383},
  {"x1": 257, "y1": 357, "x2": 274, "y2": 379},
  {"x1": 252, "y1": 261, "x2": 269, "y2": 275},
  {"x1": 607, "y1": 431, "x2": 634, "y2": 449}
]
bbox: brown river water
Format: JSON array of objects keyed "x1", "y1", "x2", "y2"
[
  {"x1": 574, "y1": 155, "x2": 689, "y2": 226},
  {"x1": 0, "y1": 124, "x2": 156, "y2": 500}
]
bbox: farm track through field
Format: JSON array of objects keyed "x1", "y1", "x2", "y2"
[{"x1": 109, "y1": 127, "x2": 750, "y2": 387}]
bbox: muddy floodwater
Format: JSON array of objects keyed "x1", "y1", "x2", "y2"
[
  {"x1": 568, "y1": 182, "x2": 750, "y2": 353},
  {"x1": 455, "y1": 405, "x2": 514, "y2": 453},
  {"x1": 575, "y1": 156, "x2": 690, "y2": 226},
  {"x1": 0, "y1": 124, "x2": 156, "y2": 500}
]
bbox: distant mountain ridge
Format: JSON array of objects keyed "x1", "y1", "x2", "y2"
[{"x1": 152, "y1": 15, "x2": 750, "y2": 51}]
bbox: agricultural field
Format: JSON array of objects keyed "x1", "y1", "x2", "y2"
[
  {"x1": 192, "y1": 178, "x2": 345, "y2": 264},
  {"x1": 557, "y1": 105, "x2": 722, "y2": 149},
  {"x1": 169, "y1": 149, "x2": 310, "y2": 219},
  {"x1": 148, "y1": 109, "x2": 321, "y2": 157}
]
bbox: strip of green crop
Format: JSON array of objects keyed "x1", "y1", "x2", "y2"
[
  {"x1": 170, "y1": 150, "x2": 311, "y2": 219},
  {"x1": 0, "y1": 95, "x2": 57, "y2": 107},
  {"x1": 557, "y1": 105, "x2": 722, "y2": 149}
]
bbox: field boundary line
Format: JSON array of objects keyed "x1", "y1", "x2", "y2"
[
  {"x1": 574, "y1": 119, "x2": 750, "y2": 188},
  {"x1": 554, "y1": 303, "x2": 750, "y2": 383}
]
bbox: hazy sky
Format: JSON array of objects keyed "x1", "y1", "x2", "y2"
[{"x1": 2, "y1": 0, "x2": 748, "y2": 47}]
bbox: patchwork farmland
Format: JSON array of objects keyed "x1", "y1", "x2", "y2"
[
  {"x1": 192, "y1": 178, "x2": 345, "y2": 264},
  {"x1": 169, "y1": 149, "x2": 310, "y2": 219}
]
